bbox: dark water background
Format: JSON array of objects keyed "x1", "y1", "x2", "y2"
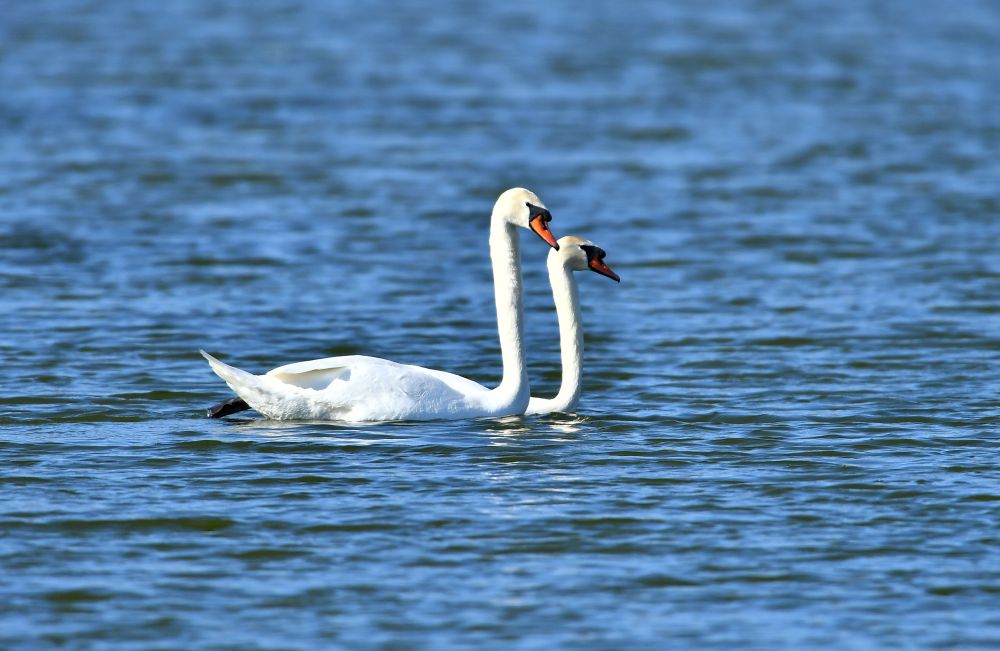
[{"x1": 2, "y1": 0, "x2": 999, "y2": 648}]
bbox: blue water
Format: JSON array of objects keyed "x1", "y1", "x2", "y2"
[{"x1": 2, "y1": 0, "x2": 1000, "y2": 648}]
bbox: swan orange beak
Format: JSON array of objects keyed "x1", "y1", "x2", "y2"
[
  {"x1": 590, "y1": 258, "x2": 620, "y2": 282},
  {"x1": 529, "y1": 215, "x2": 559, "y2": 250}
]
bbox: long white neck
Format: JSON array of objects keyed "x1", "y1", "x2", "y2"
[
  {"x1": 526, "y1": 261, "x2": 582, "y2": 415},
  {"x1": 486, "y1": 216, "x2": 530, "y2": 414}
]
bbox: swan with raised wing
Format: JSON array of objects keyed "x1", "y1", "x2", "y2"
[
  {"x1": 201, "y1": 187, "x2": 558, "y2": 422},
  {"x1": 526, "y1": 236, "x2": 619, "y2": 415}
]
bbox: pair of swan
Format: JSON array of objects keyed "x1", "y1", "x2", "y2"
[{"x1": 201, "y1": 188, "x2": 618, "y2": 421}]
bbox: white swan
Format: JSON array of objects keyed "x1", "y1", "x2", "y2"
[
  {"x1": 526, "y1": 236, "x2": 619, "y2": 415},
  {"x1": 201, "y1": 187, "x2": 559, "y2": 422}
]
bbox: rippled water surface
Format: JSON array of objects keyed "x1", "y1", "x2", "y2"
[{"x1": 2, "y1": 0, "x2": 1000, "y2": 648}]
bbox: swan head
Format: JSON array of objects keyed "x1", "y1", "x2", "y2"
[
  {"x1": 552, "y1": 235, "x2": 620, "y2": 282},
  {"x1": 494, "y1": 187, "x2": 559, "y2": 250}
]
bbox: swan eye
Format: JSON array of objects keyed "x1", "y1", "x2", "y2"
[
  {"x1": 580, "y1": 244, "x2": 605, "y2": 261},
  {"x1": 526, "y1": 202, "x2": 552, "y2": 223},
  {"x1": 580, "y1": 244, "x2": 620, "y2": 282}
]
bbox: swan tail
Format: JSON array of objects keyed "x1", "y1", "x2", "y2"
[
  {"x1": 200, "y1": 350, "x2": 348, "y2": 420},
  {"x1": 201, "y1": 349, "x2": 258, "y2": 388},
  {"x1": 200, "y1": 350, "x2": 292, "y2": 419}
]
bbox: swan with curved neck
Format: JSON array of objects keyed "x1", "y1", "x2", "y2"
[
  {"x1": 526, "y1": 236, "x2": 619, "y2": 415},
  {"x1": 201, "y1": 188, "x2": 559, "y2": 422}
]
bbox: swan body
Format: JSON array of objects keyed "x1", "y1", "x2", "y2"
[
  {"x1": 526, "y1": 236, "x2": 619, "y2": 416},
  {"x1": 202, "y1": 188, "x2": 559, "y2": 422},
  {"x1": 201, "y1": 352, "x2": 494, "y2": 421}
]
